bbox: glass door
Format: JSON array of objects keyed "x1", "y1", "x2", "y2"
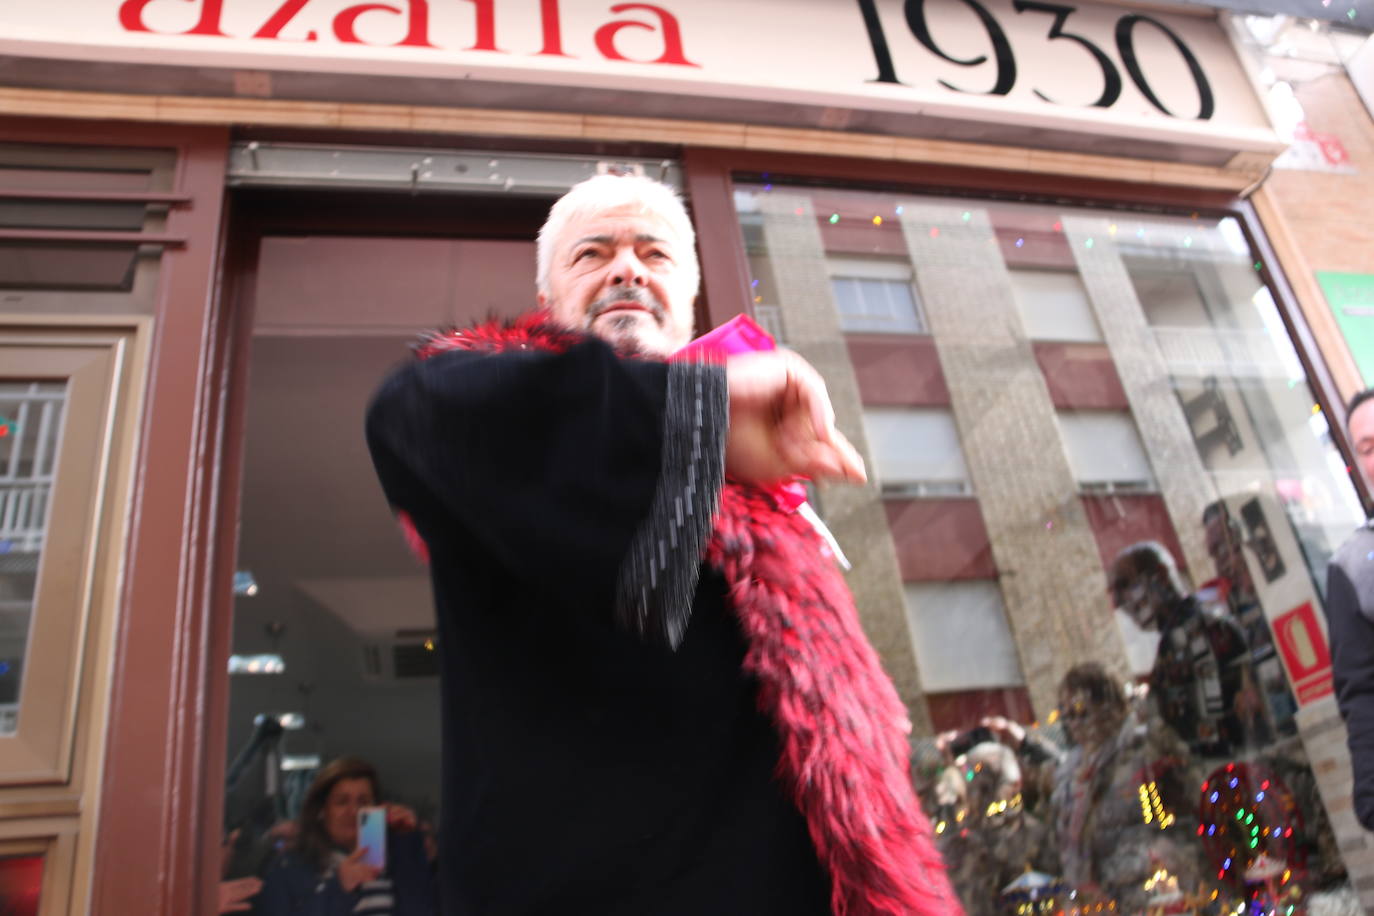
[{"x1": 218, "y1": 186, "x2": 553, "y2": 890}]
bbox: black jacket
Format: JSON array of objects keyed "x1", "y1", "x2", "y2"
[
  {"x1": 1325, "y1": 522, "x2": 1374, "y2": 831},
  {"x1": 365, "y1": 338, "x2": 830, "y2": 915}
]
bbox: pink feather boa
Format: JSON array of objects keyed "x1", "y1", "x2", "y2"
[{"x1": 408, "y1": 313, "x2": 963, "y2": 916}]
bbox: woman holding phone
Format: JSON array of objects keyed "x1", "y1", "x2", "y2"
[{"x1": 254, "y1": 757, "x2": 436, "y2": 916}]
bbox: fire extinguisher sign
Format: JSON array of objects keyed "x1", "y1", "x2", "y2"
[{"x1": 1274, "y1": 602, "x2": 1334, "y2": 705}]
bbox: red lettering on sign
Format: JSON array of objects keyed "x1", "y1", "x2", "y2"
[
  {"x1": 119, "y1": 0, "x2": 228, "y2": 36},
  {"x1": 333, "y1": 0, "x2": 435, "y2": 47},
  {"x1": 594, "y1": 3, "x2": 698, "y2": 67},
  {"x1": 113, "y1": 0, "x2": 698, "y2": 66},
  {"x1": 538, "y1": 0, "x2": 571, "y2": 57},
  {"x1": 462, "y1": 0, "x2": 503, "y2": 52},
  {"x1": 254, "y1": 0, "x2": 316, "y2": 40}
]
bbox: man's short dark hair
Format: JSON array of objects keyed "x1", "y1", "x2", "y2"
[{"x1": 1348, "y1": 388, "x2": 1374, "y2": 424}]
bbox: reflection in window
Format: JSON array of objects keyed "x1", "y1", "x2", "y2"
[
  {"x1": 829, "y1": 258, "x2": 926, "y2": 334},
  {"x1": 734, "y1": 181, "x2": 1367, "y2": 914},
  {"x1": 0, "y1": 382, "x2": 66, "y2": 736},
  {"x1": 904, "y1": 581, "x2": 1023, "y2": 693},
  {"x1": 862, "y1": 408, "x2": 970, "y2": 497},
  {"x1": 1056, "y1": 411, "x2": 1156, "y2": 493},
  {"x1": 1009, "y1": 269, "x2": 1102, "y2": 342}
]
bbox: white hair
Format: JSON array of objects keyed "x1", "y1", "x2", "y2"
[{"x1": 536, "y1": 173, "x2": 699, "y2": 298}]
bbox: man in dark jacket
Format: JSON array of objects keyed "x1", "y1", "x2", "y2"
[
  {"x1": 364, "y1": 175, "x2": 960, "y2": 915},
  {"x1": 1325, "y1": 388, "x2": 1374, "y2": 830},
  {"x1": 1109, "y1": 540, "x2": 1264, "y2": 758}
]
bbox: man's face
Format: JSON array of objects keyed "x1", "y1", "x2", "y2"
[
  {"x1": 1203, "y1": 513, "x2": 1247, "y2": 588},
  {"x1": 538, "y1": 204, "x2": 696, "y2": 358},
  {"x1": 1109, "y1": 560, "x2": 1163, "y2": 630},
  {"x1": 1351, "y1": 398, "x2": 1374, "y2": 491}
]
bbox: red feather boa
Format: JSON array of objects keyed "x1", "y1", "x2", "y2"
[{"x1": 408, "y1": 313, "x2": 962, "y2": 916}]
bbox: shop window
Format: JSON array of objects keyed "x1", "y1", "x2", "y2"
[
  {"x1": 733, "y1": 181, "x2": 1366, "y2": 913},
  {"x1": 904, "y1": 581, "x2": 1024, "y2": 692},
  {"x1": 861, "y1": 408, "x2": 971, "y2": 497},
  {"x1": 752, "y1": 304, "x2": 786, "y2": 343},
  {"x1": 1132, "y1": 267, "x2": 1212, "y2": 327},
  {"x1": 1056, "y1": 410, "x2": 1155, "y2": 493},
  {"x1": 0, "y1": 333, "x2": 138, "y2": 782},
  {"x1": 1008, "y1": 269, "x2": 1102, "y2": 342},
  {"x1": 828, "y1": 258, "x2": 926, "y2": 334},
  {"x1": 0, "y1": 381, "x2": 65, "y2": 736}
]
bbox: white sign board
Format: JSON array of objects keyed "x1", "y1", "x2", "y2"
[{"x1": 0, "y1": 0, "x2": 1279, "y2": 157}]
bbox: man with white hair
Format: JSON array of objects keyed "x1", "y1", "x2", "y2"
[{"x1": 365, "y1": 175, "x2": 959, "y2": 915}]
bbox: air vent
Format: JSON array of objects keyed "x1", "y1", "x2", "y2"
[
  {"x1": 362, "y1": 633, "x2": 439, "y2": 680},
  {"x1": 393, "y1": 642, "x2": 440, "y2": 679}
]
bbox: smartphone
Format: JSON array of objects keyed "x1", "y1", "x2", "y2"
[{"x1": 357, "y1": 806, "x2": 387, "y2": 870}]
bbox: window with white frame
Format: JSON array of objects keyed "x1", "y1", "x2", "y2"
[
  {"x1": 1056, "y1": 411, "x2": 1156, "y2": 492},
  {"x1": 862, "y1": 408, "x2": 972, "y2": 497},
  {"x1": 1008, "y1": 269, "x2": 1103, "y2": 342},
  {"x1": 904, "y1": 581, "x2": 1025, "y2": 691},
  {"x1": 828, "y1": 257, "x2": 926, "y2": 334}
]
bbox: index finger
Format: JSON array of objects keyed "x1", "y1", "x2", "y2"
[
  {"x1": 825, "y1": 427, "x2": 867, "y2": 484},
  {"x1": 784, "y1": 358, "x2": 865, "y2": 484},
  {"x1": 782, "y1": 352, "x2": 836, "y2": 443}
]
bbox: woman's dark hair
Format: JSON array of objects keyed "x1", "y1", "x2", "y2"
[
  {"x1": 1059, "y1": 662, "x2": 1127, "y2": 717},
  {"x1": 295, "y1": 756, "x2": 382, "y2": 872}
]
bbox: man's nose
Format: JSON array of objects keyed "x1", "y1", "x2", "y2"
[{"x1": 608, "y1": 248, "x2": 647, "y2": 287}]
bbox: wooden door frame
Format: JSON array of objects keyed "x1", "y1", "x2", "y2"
[{"x1": 0, "y1": 116, "x2": 232, "y2": 914}]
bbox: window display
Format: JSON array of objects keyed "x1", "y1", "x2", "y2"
[{"x1": 735, "y1": 181, "x2": 1366, "y2": 914}]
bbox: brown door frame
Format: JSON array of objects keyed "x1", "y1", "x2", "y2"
[
  {"x1": 203, "y1": 184, "x2": 565, "y2": 911},
  {"x1": 0, "y1": 117, "x2": 232, "y2": 914}
]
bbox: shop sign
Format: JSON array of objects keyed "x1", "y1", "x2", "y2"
[
  {"x1": 1273, "y1": 602, "x2": 1333, "y2": 705},
  {"x1": 1315, "y1": 271, "x2": 1374, "y2": 388},
  {"x1": 0, "y1": 0, "x2": 1278, "y2": 155}
]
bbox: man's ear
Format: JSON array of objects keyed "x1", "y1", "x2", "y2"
[{"x1": 537, "y1": 291, "x2": 548, "y2": 308}]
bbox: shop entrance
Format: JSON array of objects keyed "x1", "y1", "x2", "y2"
[{"x1": 218, "y1": 186, "x2": 555, "y2": 881}]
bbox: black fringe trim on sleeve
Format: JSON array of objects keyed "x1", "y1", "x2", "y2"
[{"x1": 612, "y1": 361, "x2": 727, "y2": 651}]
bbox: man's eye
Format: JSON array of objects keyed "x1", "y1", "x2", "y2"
[
  {"x1": 574, "y1": 249, "x2": 600, "y2": 261},
  {"x1": 645, "y1": 249, "x2": 669, "y2": 260}
]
